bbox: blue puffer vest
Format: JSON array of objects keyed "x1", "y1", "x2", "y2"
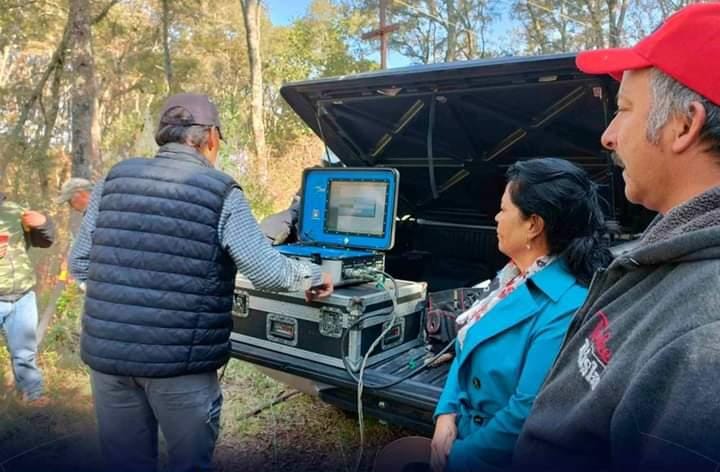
[{"x1": 81, "y1": 144, "x2": 238, "y2": 377}]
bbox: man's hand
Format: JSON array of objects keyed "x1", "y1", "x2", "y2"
[
  {"x1": 305, "y1": 272, "x2": 334, "y2": 302},
  {"x1": 430, "y1": 413, "x2": 457, "y2": 472},
  {"x1": 21, "y1": 211, "x2": 47, "y2": 231}
]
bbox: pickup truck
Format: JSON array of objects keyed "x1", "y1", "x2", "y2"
[{"x1": 229, "y1": 53, "x2": 653, "y2": 434}]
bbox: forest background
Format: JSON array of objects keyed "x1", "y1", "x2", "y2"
[{"x1": 0, "y1": 1, "x2": 700, "y2": 470}]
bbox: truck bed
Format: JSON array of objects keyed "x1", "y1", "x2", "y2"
[{"x1": 231, "y1": 338, "x2": 450, "y2": 433}]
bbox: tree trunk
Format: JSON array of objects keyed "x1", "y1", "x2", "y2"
[
  {"x1": 68, "y1": 0, "x2": 98, "y2": 179},
  {"x1": 526, "y1": 3, "x2": 549, "y2": 54},
  {"x1": 428, "y1": 0, "x2": 439, "y2": 63},
  {"x1": 161, "y1": 0, "x2": 174, "y2": 92},
  {"x1": 474, "y1": 0, "x2": 489, "y2": 58},
  {"x1": 550, "y1": 2, "x2": 570, "y2": 52},
  {"x1": 240, "y1": 0, "x2": 267, "y2": 182},
  {"x1": 36, "y1": 65, "x2": 64, "y2": 199},
  {"x1": 607, "y1": 0, "x2": 629, "y2": 47},
  {"x1": 582, "y1": 0, "x2": 606, "y2": 48},
  {"x1": 92, "y1": 96, "x2": 104, "y2": 174},
  {"x1": 444, "y1": 0, "x2": 458, "y2": 62}
]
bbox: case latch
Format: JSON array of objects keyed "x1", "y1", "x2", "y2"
[
  {"x1": 233, "y1": 291, "x2": 249, "y2": 318},
  {"x1": 319, "y1": 306, "x2": 344, "y2": 338}
]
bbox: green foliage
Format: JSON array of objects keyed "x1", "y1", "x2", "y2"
[
  {"x1": 55, "y1": 284, "x2": 82, "y2": 321},
  {"x1": 340, "y1": 0, "x2": 503, "y2": 64},
  {"x1": 511, "y1": 0, "x2": 695, "y2": 54},
  {"x1": 1, "y1": 0, "x2": 381, "y2": 213},
  {"x1": 263, "y1": 0, "x2": 378, "y2": 154},
  {"x1": 42, "y1": 284, "x2": 84, "y2": 359}
]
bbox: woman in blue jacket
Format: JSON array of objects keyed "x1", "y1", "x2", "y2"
[{"x1": 430, "y1": 158, "x2": 611, "y2": 471}]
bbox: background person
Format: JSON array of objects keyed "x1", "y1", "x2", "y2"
[
  {"x1": 0, "y1": 192, "x2": 55, "y2": 404},
  {"x1": 56, "y1": 177, "x2": 94, "y2": 286},
  {"x1": 56, "y1": 177, "x2": 93, "y2": 213}
]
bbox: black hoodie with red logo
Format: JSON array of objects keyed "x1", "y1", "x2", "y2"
[{"x1": 514, "y1": 186, "x2": 720, "y2": 471}]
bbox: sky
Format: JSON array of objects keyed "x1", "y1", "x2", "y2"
[
  {"x1": 264, "y1": 0, "x2": 311, "y2": 26},
  {"x1": 263, "y1": 0, "x2": 412, "y2": 67},
  {"x1": 262, "y1": 0, "x2": 518, "y2": 69}
]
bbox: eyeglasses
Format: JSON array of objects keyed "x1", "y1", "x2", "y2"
[{"x1": 207, "y1": 126, "x2": 224, "y2": 141}]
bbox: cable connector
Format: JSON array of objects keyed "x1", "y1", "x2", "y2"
[{"x1": 343, "y1": 267, "x2": 382, "y2": 282}]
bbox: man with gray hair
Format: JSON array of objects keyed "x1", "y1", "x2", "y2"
[
  {"x1": 70, "y1": 93, "x2": 333, "y2": 472},
  {"x1": 56, "y1": 177, "x2": 93, "y2": 213},
  {"x1": 514, "y1": 3, "x2": 720, "y2": 471}
]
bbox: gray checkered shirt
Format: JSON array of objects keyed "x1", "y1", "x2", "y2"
[{"x1": 69, "y1": 180, "x2": 322, "y2": 292}]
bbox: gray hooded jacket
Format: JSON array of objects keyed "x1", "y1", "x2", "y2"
[{"x1": 514, "y1": 185, "x2": 720, "y2": 471}]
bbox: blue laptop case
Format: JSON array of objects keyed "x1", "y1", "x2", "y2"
[{"x1": 278, "y1": 167, "x2": 399, "y2": 257}]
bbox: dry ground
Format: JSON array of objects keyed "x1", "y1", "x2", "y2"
[{"x1": 0, "y1": 291, "x2": 412, "y2": 472}]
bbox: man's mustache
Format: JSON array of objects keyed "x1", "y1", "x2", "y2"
[{"x1": 611, "y1": 152, "x2": 625, "y2": 169}]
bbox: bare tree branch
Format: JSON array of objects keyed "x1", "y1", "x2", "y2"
[
  {"x1": 92, "y1": 0, "x2": 121, "y2": 25},
  {"x1": 10, "y1": 9, "x2": 72, "y2": 142},
  {"x1": 69, "y1": 0, "x2": 99, "y2": 178}
]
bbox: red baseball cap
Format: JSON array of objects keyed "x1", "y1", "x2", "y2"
[{"x1": 576, "y1": 2, "x2": 720, "y2": 106}]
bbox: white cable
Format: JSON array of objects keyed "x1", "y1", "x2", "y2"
[{"x1": 353, "y1": 270, "x2": 399, "y2": 472}]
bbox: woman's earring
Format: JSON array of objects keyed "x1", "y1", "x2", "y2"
[{"x1": 526, "y1": 241, "x2": 532, "y2": 250}]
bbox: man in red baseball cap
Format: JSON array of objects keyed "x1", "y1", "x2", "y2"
[{"x1": 514, "y1": 3, "x2": 720, "y2": 470}]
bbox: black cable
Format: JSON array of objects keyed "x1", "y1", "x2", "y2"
[
  {"x1": 218, "y1": 362, "x2": 228, "y2": 384},
  {"x1": 427, "y1": 94, "x2": 439, "y2": 199}
]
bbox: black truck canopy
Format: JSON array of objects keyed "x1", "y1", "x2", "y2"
[{"x1": 281, "y1": 53, "x2": 650, "y2": 231}]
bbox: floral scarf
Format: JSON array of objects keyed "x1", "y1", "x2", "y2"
[{"x1": 456, "y1": 255, "x2": 556, "y2": 350}]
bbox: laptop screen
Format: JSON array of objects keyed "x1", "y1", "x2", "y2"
[{"x1": 325, "y1": 179, "x2": 389, "y2": 237}]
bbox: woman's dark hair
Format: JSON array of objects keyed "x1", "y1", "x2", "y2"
[{"x1": 505, "y1": 158, "x2": 612, "y2": 285}]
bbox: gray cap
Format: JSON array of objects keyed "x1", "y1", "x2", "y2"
[
  {"x1": 158, "y1": 93, "x2": 222, "y2": 138},
  {"x1": 56, "y1": 178, "x2": 93, "y2": 204}
]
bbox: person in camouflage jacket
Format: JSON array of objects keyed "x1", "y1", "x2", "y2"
[{"x1": 0, "y1": 192, "x2": 55, "y2": 402}]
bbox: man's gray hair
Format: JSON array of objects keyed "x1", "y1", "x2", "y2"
[
  {"x1": 155, "y1": 106, "x2": 211, "y2": 149},
  {"x1": 647, "y1": 68, "x2": 720, "y2": 158}
]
